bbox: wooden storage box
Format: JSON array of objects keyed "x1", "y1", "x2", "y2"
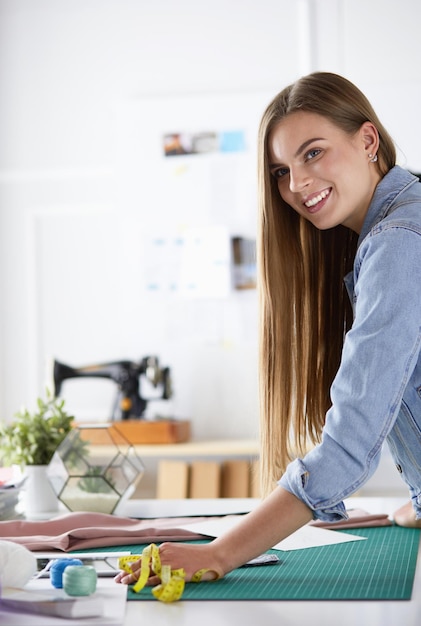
[{"x1": 111, "y1": 419, "x2": 191, "y2": 444}]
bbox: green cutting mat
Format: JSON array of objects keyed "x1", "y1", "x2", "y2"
[{"x1": 81, "y1": 526, "x2": 420, "y2": 601}]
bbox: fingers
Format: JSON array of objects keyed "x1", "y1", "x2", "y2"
[
  {"x1": 114, "y1": 557, "x2": 142, "y2": 585},
  {"x1": 195, "y1": 568, "x2": 221, "y2": 582},
  {"x1": 114, "y1": 552, "x2": 161, "y2": 586},
  {"x1": 114, "y1": 571, "x2": 162, "y2": 587},
  {"x1": 114, "y1": 570, "x2": 137, "y2": 585},
  {"x1": 114, "y1": 542, "x2": 222, "y2": 587}
]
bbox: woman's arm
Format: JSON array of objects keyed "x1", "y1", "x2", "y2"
[
  {"x1": 115, "y1": 486, "x2": 312, "y2": 585},
  {"x1": 210, "y1": 486, "x2": 313, "y2": 574}
]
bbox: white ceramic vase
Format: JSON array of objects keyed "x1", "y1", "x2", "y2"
[{"x1": 23, "y1": 465, "x2": 59, "y2": 518}]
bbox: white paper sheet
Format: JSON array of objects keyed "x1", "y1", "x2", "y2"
[{"x1": 174, "y1": 515, "x2": 366, "y2": 551}]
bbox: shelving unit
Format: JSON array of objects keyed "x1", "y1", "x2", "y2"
[
  {"x1": 131, "y1": 439, "x2": 260, "y2": 499},
  {"x1": 133, "y1": 439, "x2": 259, "y2": 458}
]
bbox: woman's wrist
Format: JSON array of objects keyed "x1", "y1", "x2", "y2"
[{"x1": 200, "y1": 541, "x2": 229, "y2": 578}]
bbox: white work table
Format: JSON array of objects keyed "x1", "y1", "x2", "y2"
[
  {"x1": 1, "y1": 497, "x2": 419, "y2": 626},
  {"x1": 121, "y1": 496, "x2": 421, "y2": 626}
]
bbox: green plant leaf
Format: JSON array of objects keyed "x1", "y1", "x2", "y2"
[{"x1": 0, "y1": 390, "x2": 75, "y2": 466}]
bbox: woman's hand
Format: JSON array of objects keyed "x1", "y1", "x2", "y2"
[
  {"x1": 114, "y1": 487, "x2": 312, "y2": 588},
  {"x1": 393, "y1": 501, "x2": 421, "y2": 528},
  {"x1": 114, "y1": 558, "x2": 142, "y2": 585},
  {"x1": 114, "y1": 541, "x2": 223, "y2": 586}
]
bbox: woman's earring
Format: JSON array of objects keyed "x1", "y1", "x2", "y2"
[{"x1": 368, "y1": 153, "x2": 378, "y2": 163}]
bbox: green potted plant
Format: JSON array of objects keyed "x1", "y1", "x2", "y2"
[{"x1": 0, "y1": 389, "x2": 74, "y2": 516}]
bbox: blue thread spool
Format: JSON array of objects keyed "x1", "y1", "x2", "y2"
[
  {"x1": 50, "y1": 558, "x2": 83, "y2": 589},
  {"x1": 63, "y1": 565, "x2": 97, "y2": 596}
]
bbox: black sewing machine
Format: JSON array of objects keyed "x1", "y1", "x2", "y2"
[{"x1": 53, "y1": 357, "x2": 172, "y2": 421}]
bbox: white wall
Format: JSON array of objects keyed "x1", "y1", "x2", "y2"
[
  {"x1": 0, "y1": 0, "x2": 308, "y2": 438},
  {"x1": 0, "y1": 0, "x2": 420, "y2": 494}
]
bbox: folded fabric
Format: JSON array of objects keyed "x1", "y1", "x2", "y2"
[
  {"x1": 0, "y1": 508, "x2": 392, "y2": 552},
  {"x1": 0, "y1": 511, "x2": 208, "y2": 551},
  {"x1": 310, "y1": 508, "x2": 392, "y2": 529}
]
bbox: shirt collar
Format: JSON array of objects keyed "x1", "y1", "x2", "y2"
[{"x1": 358, "y1": 165, "x2": 418, "y2": 246}]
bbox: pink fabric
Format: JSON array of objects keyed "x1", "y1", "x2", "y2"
[
  {"x1": 0, "y1": 508, "x2": 392, "y2": 552},
  {"x1": 310, "y1": 509, "x2": 392, "y2": 529},
  {"x1": 0, "y1": 511, "x2": 208, "y2": 551}
]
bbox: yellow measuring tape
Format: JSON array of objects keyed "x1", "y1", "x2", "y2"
[{"x1": 118, "y1": 544, "x2": 220, "y2": 603}]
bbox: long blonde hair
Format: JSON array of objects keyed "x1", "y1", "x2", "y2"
[{"x1": 257, "y1": 72, "x2": 396, "y2": 496}]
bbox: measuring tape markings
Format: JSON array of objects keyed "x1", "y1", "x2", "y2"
[{"x1": 118, "y1": 544, "x2": 221, "y2": 603}]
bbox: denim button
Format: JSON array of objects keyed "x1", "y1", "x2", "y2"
[{"x1": 396, "y1": 464, "x2": 403, "y2": 473}]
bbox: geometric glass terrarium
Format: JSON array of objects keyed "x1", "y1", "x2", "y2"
[{"x1": 47, "y1": 424, "x2": 145, "y2": 514}]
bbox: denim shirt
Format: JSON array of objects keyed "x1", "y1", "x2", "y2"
[{"x1": 279, "y1": 166, "x2": 421, "y2": 522}]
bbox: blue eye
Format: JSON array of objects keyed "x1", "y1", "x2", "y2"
[
  {"x1": 272, "y1": 167, "x2": 289, "y2": 179},
  {"x1": 305, "y1": 148, "x2": 321, "y2": 161}
]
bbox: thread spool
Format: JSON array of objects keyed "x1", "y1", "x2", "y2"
[
  {"x1": 50, "y1": 558, "x2": 83, "y2": 589},
  {"x1": 63, "y1": 565, "x2": 97, "y2": 596},
  {"x1": 0, "y1": 540, "x2": 37, "y2": 589}
]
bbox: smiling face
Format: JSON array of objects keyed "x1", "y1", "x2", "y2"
[{"x1": 268, "y1": 111, "x2": 382, "y2": 233}]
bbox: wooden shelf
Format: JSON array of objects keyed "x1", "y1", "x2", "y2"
[
  {"x1": 133, "y1": 439, "x2": 259, "y2": 499},
  {"x1": 132, "y1": 438, "x2": 259, "y2": 458}
]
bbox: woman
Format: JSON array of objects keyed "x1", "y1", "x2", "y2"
[{"x1": 116, "y1": 72, "x2": 421, "y2": 586}]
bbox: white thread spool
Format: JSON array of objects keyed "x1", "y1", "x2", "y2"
[{"x1": 0, "y1": 540, "x2": 37, "y2": 589}]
